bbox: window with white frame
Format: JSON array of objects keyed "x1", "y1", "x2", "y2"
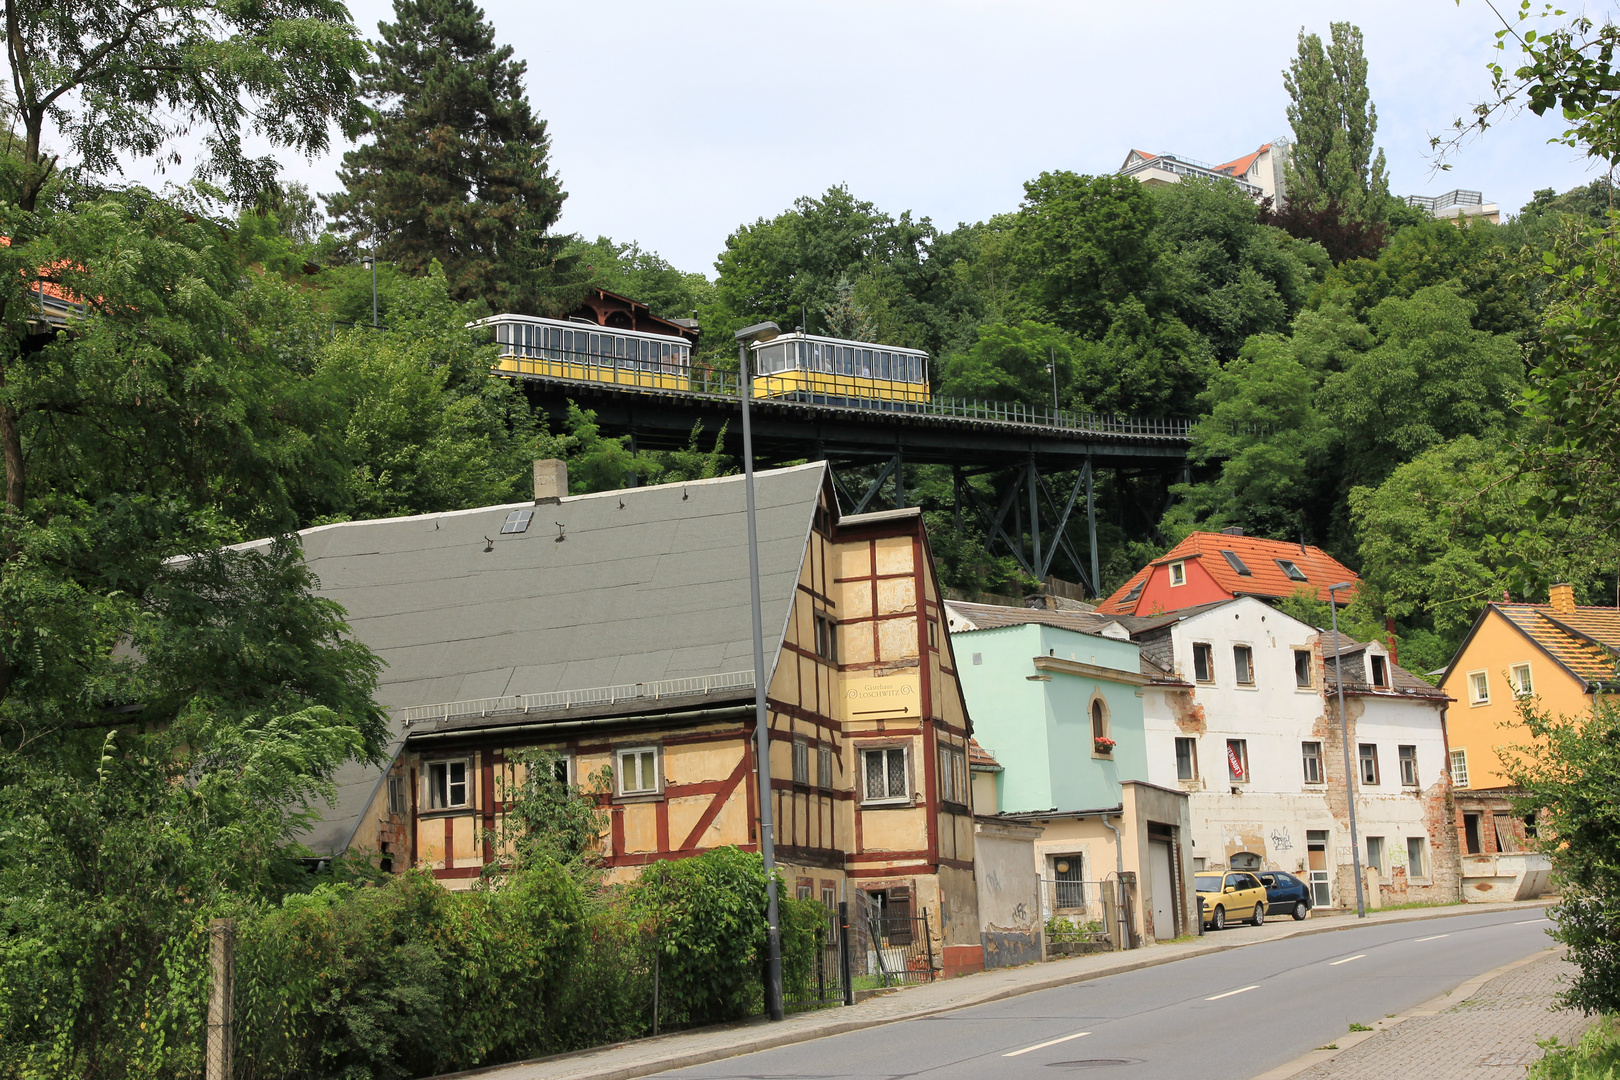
[
  {"x1": 1302, "y1": 741, "x2": 1324, "y2": 785},
  {"x1": 1450, "y1": 748, "x2": 1470, "y2": 788},
  {"x1": 1359, "y1": 743, "x2": 1380, "y2": 785},
  {"x1": 1226, "y1": 739, "x2": 1249, "y2": 783},
  {"x1": 1370, "y1": 654, "x2": 1388, "y2": 687},
  {"x1": 817, "y1": 745, "x2": 833, "y2": 789},
  {"x1": 1233, "y1": 645, "x2": 1255, "y2": 686},
  {"x1": 792, "y1": 739, "x2": 810, "y2": 785},
  {"x1": 427, "y1": 759, "x2": 470, "y2": 809},
  {"x1": 1468, "y1": 670, "x2": 1490, "y2": 705},
  {"x1": 861, "y1": 746, "x2": 909, "y2": 804},
  {"x1": 1175, "y1": 737, "x2": 1198, "y2": 781},
  {"x1": 1406, "y1": 836, "x2": 1427, "y2": 877},
  {"x1": 1365, "y1": 835, "x2": 1385, "y2": 873},
  {"x1": 937, "y1": 743, "x2": 968, "y2": 806},
  {"x1": 1169, "y1": 561, "x2": 1187, "y2": 587},
  {"x1": 1399, "y1": 745, "x2": 1418, "y2": 787},
  {"x1": 1193, "y1": 642, "x2": 1214, "y2": 683},
  {"x1": 617, "y1": 746, "x2": 661, "y2": 796},
  {"x1": 1511, "y1": 663, "x2": 1533, "y2": 696},
  {"x1": 387, "y1": 774, "x2": 407, "y2": 815}
]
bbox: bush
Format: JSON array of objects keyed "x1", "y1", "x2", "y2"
[{"x1": 1526, "y1": 1015, "x2": 1620, "y2": 1080}]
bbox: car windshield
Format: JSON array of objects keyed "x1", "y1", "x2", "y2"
[{"x1": 1194, "y1": 874, "x2": 1224, "y2": 891}]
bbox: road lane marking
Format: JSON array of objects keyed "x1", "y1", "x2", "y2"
[
  {"x1": 1515, "y1": 919, "x2": 1550, "y2": 925},
  {"x1": 1003, "y1": 1031, "x2": 1091, "y2": 1057},
  {"x1": 1206, "y1": 985, "x2": 1260, "y2": 1000},
  {"x1": 1415, "y1": 934, "x2": 1449, "y2": 942},
  {"x1": 1328, "y1": 954, "x2": 1366, "y2": 966}
]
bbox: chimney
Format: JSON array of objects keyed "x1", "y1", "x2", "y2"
[
  {"x1": 1221, "y1": 526, "x2": 1244, "y2": 536},
  {"x1": 533, "y1": 459, "x2": 567, "y2": 505},
  {"x1": 1549, "y1": 582, "x2": 1576, "y2": 614}
]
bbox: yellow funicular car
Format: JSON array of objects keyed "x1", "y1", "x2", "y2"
[
  {"x1": 748, "y1": 330, "x2": 930, "y2": 407},
  {"x1": 482, "y1": 314, "x2": 696, "y2": 392}
]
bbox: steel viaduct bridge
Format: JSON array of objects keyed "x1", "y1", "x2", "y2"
[{"x1": 512, "y1": 370, "x2": 1193, "y2": 598}]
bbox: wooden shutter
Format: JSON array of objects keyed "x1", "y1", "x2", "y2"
[{"x1": 886, "y1": 885, "x2": 913, "y2": 945}]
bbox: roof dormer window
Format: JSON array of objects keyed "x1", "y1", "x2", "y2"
[
  {"x1": 1219, "y1": 549, "x2": 1252, "y2": 576},
  {"x1": 1123, "y1": 578, "x2": 1146, "y2": 604},
  {"x1": 1275, "y1": 559, "x2": 1308, "y2": 583},
  {"x1": 1370, "y1": 654, "x2": 1388, "y2": 688},
  {"x1": 1169, "y1": 561, "x2": 1187, "y2": 587}
]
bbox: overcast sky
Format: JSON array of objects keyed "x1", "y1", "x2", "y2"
[{"x1": 177, "y1": 1, "x2": 1617, "y2": 274}]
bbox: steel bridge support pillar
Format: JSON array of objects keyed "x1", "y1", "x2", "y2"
[
  {"x1": 1086, "y1": 458, "x2": 1099, "y2": 601},
  {"x1": 1028, "y1": 458, "x2": 1041, "y2": 587}
]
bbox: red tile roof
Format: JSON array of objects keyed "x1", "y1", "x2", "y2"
[
  {"x1": 1213, "y1": 142, "x2": 1271, "y2": 179},
  {"x1": 1491, "y1": 604, "x2": 1620, "y2": 685},
  {"x1": 1096, "y1": 532, "x2": 1359, "y2": 615},
  {"x1": 968, "y1": 738, "x2": 1001, "y2": 770}
]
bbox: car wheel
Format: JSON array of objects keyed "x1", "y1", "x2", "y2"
[
  {"x1": 1251, "y1": 903, "x2": 1265, "y2": 927},
  {"x1": 1211, "y1": 906, "x2": 1226, "y2": 931},
  {"x1": 1293, "y1": 900, "x2": 1309, "y2": 921}
]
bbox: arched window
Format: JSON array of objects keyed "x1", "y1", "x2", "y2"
[{"x1": 1091, "y1": 699, "x2": 1107, "y2": 741}]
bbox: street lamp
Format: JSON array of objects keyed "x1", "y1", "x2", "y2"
[
  {"x1": 735, "y1": 320, "x2": 784, "y2": 1022},
  {"x1": 1327, "y1": 581, "x2": 1367, "y2": 919},
  {"x1": 361, "y1": 237, "x2": 379, "y2": 328}
]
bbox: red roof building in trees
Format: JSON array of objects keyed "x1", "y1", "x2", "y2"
[
  {"x1": 1096, "y1": 529, "x2": 1359, "y2": 617},
  {"x1": 567, "y1": 287, "x2": 699, "y2": 346}
]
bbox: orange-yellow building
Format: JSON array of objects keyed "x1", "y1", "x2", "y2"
[{"x1": 1441, "y1": 583, "x2": 1619, "y2": 865}]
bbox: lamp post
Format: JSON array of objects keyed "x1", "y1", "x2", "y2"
[
  {"x1": 362, "y1": 236, "x2": 379, "y2": 328},
  {"x1": 1327, "y1": 581, "x2": 1366, "y2": 918},
  {"x1": 735, "y1": 320, "x2": 784, "y2": 1021}
]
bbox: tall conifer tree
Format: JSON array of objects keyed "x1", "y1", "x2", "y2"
[
  {"x1": 1282, "y1": 23, "x2": 1390, "y2": 222},
  {"x1": 327, "y1": 0, "x2": 580, "y2": 313}
]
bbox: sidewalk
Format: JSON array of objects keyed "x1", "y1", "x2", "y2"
[
  {"x1": 1257, "y1": 948, "x2": 1587, "y2": 1080},
  {"x1": 448, "y1": 899, "x2": 1554, "y2": 1080}
]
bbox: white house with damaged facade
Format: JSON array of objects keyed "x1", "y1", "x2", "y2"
[{"x1": 1130, "y1": 598, "x2": 1459, "y2": 912}]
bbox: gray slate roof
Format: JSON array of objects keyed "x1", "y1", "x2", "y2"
[{"x1": 269, "y1": 462, "x2": 827, "y2": 854}]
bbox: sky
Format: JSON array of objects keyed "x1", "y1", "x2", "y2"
[{"x1": 140, "y1": 1, "x2": 1612, "y2": 275}]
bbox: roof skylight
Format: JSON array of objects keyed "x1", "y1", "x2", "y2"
[
  {"x1": 500, "y1": 509, "x2": 534, "y2": 534},
  {"x1": 1123, "y1": 578, "x2": 1146, "y2": 603},
  {"x1": 1219, "y1": 549, "x2": 1252, "y2": 576},
  {"x1": 1275, "y1": 558, "x2": 1308, "y2": 582}
]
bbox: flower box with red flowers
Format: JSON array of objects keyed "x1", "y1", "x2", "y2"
[{"x1": 1093, "y1": 737, "x2": 1116, "y2": 755}]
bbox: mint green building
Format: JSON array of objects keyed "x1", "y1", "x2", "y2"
[{"x1": 947, "y1": 605, "x2": 1150, "y2": 813}]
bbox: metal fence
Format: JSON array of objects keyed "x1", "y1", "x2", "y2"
[
  {"x1": 849, "y1": 891, "x2": 937, "y2": 989},
  {"x1": 492, "y1": 356, "x2": 1191, "y2": 440}
]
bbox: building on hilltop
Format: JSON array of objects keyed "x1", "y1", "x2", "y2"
[
  {"x1": 257, "y1": 459, "x2": 984, "y2": 977},
  {"x1": 1095, "y1": 528, "x2": 1359, "y2": 618},
  {"x1": 1438, "y1": 583, "x2": 1615, "y2": 899},
  {"x1": 1405, "y1": 189, "x2": 1500, "y2": 226},
  {"x1": 1118, "y1": 139, "x2": 1290, "y2": 204}
]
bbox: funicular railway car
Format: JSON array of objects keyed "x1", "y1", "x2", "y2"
[
  {"x1": 481, "y1": 313, "x2": 695, "y2": 391},
  {"x1": 749, "y1": 331, "x2": 931, "y2": 407}
]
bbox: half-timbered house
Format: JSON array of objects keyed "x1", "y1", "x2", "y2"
[{"x1": 282, "y1": 460, "x2": 985, "y2": 977}]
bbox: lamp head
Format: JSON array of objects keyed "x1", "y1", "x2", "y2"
[
  {"x1": 734, "y1": 321, "x2": 781, "y2": 344},
  {"x1": 361, "y1": 256, "x2": 374, "y2": 272},
  {"x1": 1327, "y1": 581, "x2": 1355, "y2": 593}
]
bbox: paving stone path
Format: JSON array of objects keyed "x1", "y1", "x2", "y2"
[{"x1": 1288, "y1": 951, "x2": 1590, "y2": 1080}]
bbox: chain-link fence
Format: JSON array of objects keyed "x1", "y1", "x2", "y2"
[{"x1": 1038, "y1": 876, "x2": 1136, "y2": 955}]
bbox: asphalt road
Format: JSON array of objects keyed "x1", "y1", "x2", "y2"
[{"x1": 652, "y1": 909, "x2": 1557, "y2": 1080}]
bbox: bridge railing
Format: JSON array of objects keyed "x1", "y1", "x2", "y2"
[{"x1": 493, "y1": 354, "x2": 1191, "y2": 440}]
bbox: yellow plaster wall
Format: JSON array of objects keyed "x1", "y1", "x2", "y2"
[
  {"x1": 874, "y1": 536, "x2": 913, "y2": 576},
  {"x1": 1442, "y1": 609, "x2": 1592, "y2": 789},
  {"x1": 878, "y1": 618, "x2": 918, "y2": 661},
  {"x1": 451, "y1": 815, "x2": 479, "y2": 863},
  {"x1": 418, "y1": 820, "x2": 445, "y2": 869},
  {"x1": 622, "y1": 803, "x2": 658, "y2": 853},
  {"x1": 861, "y1": 806, "x2": 926, "y2": 850}
]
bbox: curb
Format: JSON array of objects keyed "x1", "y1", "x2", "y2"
[
  {"x1": 1246, "y1": 945, "x2": 1562, "y2": 1080},
  {"x1": 445, "y1": 900, "x2": 1556, "y2": 1080}
]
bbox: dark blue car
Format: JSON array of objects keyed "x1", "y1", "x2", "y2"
[{"x1": 1256, "y1": 870, "x2": 1312, "y2": 920}]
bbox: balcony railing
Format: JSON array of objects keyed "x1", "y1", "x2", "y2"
[{"x1": 401, "y1": 669, "x2": 757, "y2": 727}]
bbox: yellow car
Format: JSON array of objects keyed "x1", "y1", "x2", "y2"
[{"x1": 1195, "y1": 871, "x2": 1268, "y2": 930}]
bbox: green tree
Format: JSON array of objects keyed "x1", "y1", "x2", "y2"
[
  {"x1": 562, "y1": 235, "x2": 715, "y2": 320},
  {"x1": 1283, "y1": 22, "x2": 1390, "y2": 222},
  {"x1": 1071, "y1": 299, "x2": 1217, "y2": 418},
  {"x1": 935, "y1": 320, "x2": 1073, "y2": 405},
  {"x1": 326, "y1": 0, "x2": 578, "y2": 314},
  {"x1": 1317, "y1": 284, "x2": 1524, "y2": 488},
  {"x1": 1014, "y1": 172, "x2": 1162, "y2": 339}
]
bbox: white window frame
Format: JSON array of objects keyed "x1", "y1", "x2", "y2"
[
  {"x1": 1370, "y1": 654, "x2": 1388, "y2": 687},
  {"x1": 817, "y1": 744, "x2": 833, "y2": 790},
  {"x1": 1233, "y1": 644, "x2": 1255, "y2": 686},
  {"x1": 1302, "y1": 741, "x2": 1324, "y2": 785},
  {"x1": 1468, "y1": 670, "x2": 1490, "y2": 705},
  {"x1": 1406, "y1": 836, "x2": 1428, "y2": 878},
  {"x1": 1511, "y1": 663, "x2": 1533, "y2": 696},
  {"x1": 1175, "y1": 736, "x2": 1198, "y2": 781},
  {"x1": 1359, "y1": 743, "x2": 1381, "y2": 786},
  {"x1": 792, "y1": 738, "x2": 810, "y2": 786},
  {"x1": 1192, "y1": 641, "x2": 1214, "y2": 684},
  {"x1": 1365, "y1": 835, "x2": 1385, "y2": 874},
  {"x1": 1226, "y1": 738, "x2": 1250, "y2": 783},
  {"x1": 387, "y1": 774, "x2": 407, "y2": 815},
  {"x1": 1450, "y1": 748, "x2": 1470, "y2": 788},
  {"x1": 937, "y1": 743, "x2": 968, "y2": 806},
  {"x1": 426, "y1": 758, "x2": 471, "y2": 810},
  {"x1": 1169, "y1": 561, "x2": 1187, "y2": 587},
  {"x1": 616, "y1": 746, "x2": 662, "y2": 797},
  {"x1": 860, "y1": 745, "x2": 910, "y2": 805},
  {"x1": 1398, "y1": 744, "x2": 1419, "y2": 787}
]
